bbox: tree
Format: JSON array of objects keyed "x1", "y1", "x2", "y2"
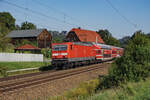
[
  {"x1": 0, "y1": 12, "x2": 15, "y2": 52},
  {"x1": 52, "y1": 36, "x2": 63, "y2": 43},
  {"x1": 97, "y1": 29, "x2": 120, "y2": 47},
  {"x1": 21, "y1": 21, "x2": 36, "y2": 30},
  {"x1": 119, "y1": 36, "x2": 131, "y2": 48},
  {"x1": 15, "y1": 25, "x2": 21, "y2": 30},
  {"x1": 0, "y1": 23, "x2": 10, "y2": 52},
  {"x1": 147, "y1": 33, "x2": 150, "y2": 39},
  {"x1": 98, "y1": 30, "x2": 150, "y2": 89},
  {"x1": 49, "y1": 30, "x2": 65, "y2": 43},
  {"x1": 0, "y1": 12, "x2": 16, "y2": 30}
]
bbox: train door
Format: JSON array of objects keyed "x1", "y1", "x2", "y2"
[{"x1": 101, "y1": 49, "x2": 103, "y2": 60}]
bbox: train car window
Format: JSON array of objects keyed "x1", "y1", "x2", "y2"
[
  {"x1": 103, "y1": 54, "x2": 111, "y2": 58},
  {"x1": 98, "y1": 50, "x2": 101, "y2": 54},
  {"x1": 112, "y1": 50, "x2": 117, "y2": 54}
]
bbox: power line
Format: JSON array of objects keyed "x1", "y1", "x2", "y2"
[
  {"x1": 33, "y1": 0, "x2": 67, "y2": 16},
  {"x1": 1, "y1": 0, "x2": 102, "y2": 30},
  {"x1": 1, "y1": 1, "x2": 68, "y2": 31},
  {"x1": 33, "y1": 0, "x2": 79, "y2": 21},
  {"x1": 32, "y1": 0, "x2": 101, "y2": 30},
  {"x1": 105, "y1": 0, "x2": 137, "y2": 28},
  {"x1": 1, "y1": 0, "x2": 79, "y2": 28},
  {"x1": 32, "y1": 0, "x2": 85, "y2": 27}
]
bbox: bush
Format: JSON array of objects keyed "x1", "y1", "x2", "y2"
[
  {"x1": 90, "y1": 79, "x2": 150, "y2": 100},
  {"x1": 0, "y1": 66, "x2": 8, "y2": 77},
  {"x1": 5, "y1": 43, "x2": 15, "y2": 53},
  {"x1": 98, "y1": 31, "x2": 150, "y2": 89},
  {"x1": 15, "y1": 39, "x2": 38, "y2": 48},
  {"x1": 64, "y1": 79, "x2": 99, "y2": 99},
  {"x1": 41, "y1": 48, "x2": 51, "y2": 58}
]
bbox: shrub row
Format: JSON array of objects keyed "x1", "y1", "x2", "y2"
[{"x1": 98, "y1": 31, "x2": 150, "y2": 89}]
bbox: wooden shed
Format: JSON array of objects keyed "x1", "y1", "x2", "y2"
[{"x1": 7, "y1": 29, "x2": 52, "y2": 48}]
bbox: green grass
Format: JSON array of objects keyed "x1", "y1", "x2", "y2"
[
  {"x1": 48, "y1": 78, "x2": 150, "y2": 100},
  {"x1": 6, "y1": 69, "x2": 40, "y2": 77},
  {"x1": 88, "y1": 78, "x2": 150, "y2": 100},
  {"x1": 49, "y1": 79, "x2": 99, "y2": 100},
  {"x1": 0, "y1": 62, "x2": 51, "y2": 77},
  {"x1": 0, "y1": 62, "x2": 50, "y2": 71}
]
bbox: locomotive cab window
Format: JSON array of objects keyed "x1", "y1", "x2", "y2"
[{"x1": 53, "y1": 45, "x2": 67, "y2": 51}]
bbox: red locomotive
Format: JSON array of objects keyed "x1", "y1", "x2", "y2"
[{"x1": 51, "y1": 42, "x2": 123, "y2": 69}]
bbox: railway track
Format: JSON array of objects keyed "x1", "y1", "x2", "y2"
[
  {"x1": 0, "y1": 69, "x2": 56, "y2": 82},
  {"x1": 0, "y1": 62, "x2": 110, "y2": 94}
]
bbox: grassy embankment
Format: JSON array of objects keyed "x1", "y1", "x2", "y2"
[
  {"x1": 89, "y1": 79, "x2": 150, "y2": 100},
  {"x1": 0, "y1": 62, "x2": 51, "y2": 77},
  {"x1": 49, "y1": 78, "x2": 150, "y2": 100},
  {"x1": 0, "y1": 62, "x2": 49, "y2": 70}
]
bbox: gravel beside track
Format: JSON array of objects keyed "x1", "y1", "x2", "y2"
[
  {"x1": 0, "y1": 62, "x2": 112, "y2": 100},
  {"x1": 0, "y1": 69, "x2": 56, "y2": 82},
  {"x1": 0, "y1": 70, "x2": 57, "y2": 87}
]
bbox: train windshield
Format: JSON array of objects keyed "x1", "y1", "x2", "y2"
[{"x1": 53, "y1": 45, "x2": 67, "y2": 51}]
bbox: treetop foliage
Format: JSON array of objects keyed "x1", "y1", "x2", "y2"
[
  {"x1": 97, "y1": 29, "x2": 120, "y2": 47},
  {"x1": 0, "y1": 12, "x2": 14, "y2": 52},
  {"x1": 0, "y1": 12, "x2": 37, "y2": 52},
  {"x1": 0, "y1": 12, "x2": 16, "y2": 30},
  {"x1": 21, "y1": 21, "x2": 37, "y2": 30},
  {"x1": 119, "y1": 36, "x2": 131, "y2": 48}
]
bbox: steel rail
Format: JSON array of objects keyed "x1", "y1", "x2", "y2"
[{"x1": 0, "y1": 63, "x2": 107, "y2": 93}]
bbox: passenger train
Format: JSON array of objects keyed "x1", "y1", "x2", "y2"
[{"x1": 51, "y1": 42, "x2": 123, "y2": 69}]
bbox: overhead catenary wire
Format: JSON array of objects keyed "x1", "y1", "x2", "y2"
[
  {"x1": 1, "y1": 0, "x2": 79, "y2": 28},
  {"x1": 32, "y1": 0, "x2": 86, "y2": 28},
  {"x1": 32, "y1": 0, "x2": 101, "y2": 30},
  {"x1": 1, "y1": 0, "x2": 103, "y2": 31},
  {"x1": 0, "y1": 1, "x2": 65, "y2": 31},
  {"x1": 105, "y1": 0, "x2": 137, "y2": 28}
]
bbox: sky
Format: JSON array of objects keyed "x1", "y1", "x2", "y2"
[{"x1": 0, "y1": 0, "x2": 150, "y2": 39}]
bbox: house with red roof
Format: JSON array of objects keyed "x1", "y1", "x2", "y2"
[
  {"x1": 14, "y1": 44, "x2": 41, "y2": 53},
  {"x1": 65, "y1": 28, "x2": 104, "y2": 44}
]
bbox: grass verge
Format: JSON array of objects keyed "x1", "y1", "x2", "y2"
[
  {"x1": 0, "y1": 62, "x2": 51, "y2": 71},
  {"x1": 0, "y1": 62, "x2": 51, "y2": 77},
  {"x1": 86, "y1": 78, "x2": 150, "y2": 100},
  {"x1": 49, "y1": 79, "x2": 99, "y2": 100},
  {"x1": 48, "y1": 78, "x2": 150, "y2": 100}
]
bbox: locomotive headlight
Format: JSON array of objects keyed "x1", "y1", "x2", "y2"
[
  {"x1": 61, "y1": 53, "x2": 68, "y2": 56},
  {"x1": 52, "y1": 53, "x2": 59, "y2": 56}
]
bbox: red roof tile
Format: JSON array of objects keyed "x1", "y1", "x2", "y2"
[
  {"x1": 70, "y1": 28, "x2": 104, "y2": 44},
  {"x1": 15, "y1": 44, "x2": 40, "y2": 50}
]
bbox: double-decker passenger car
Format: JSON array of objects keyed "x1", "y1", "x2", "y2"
[{"x1": 51, "y1": 42, "x2": 123, "y2": 69}]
